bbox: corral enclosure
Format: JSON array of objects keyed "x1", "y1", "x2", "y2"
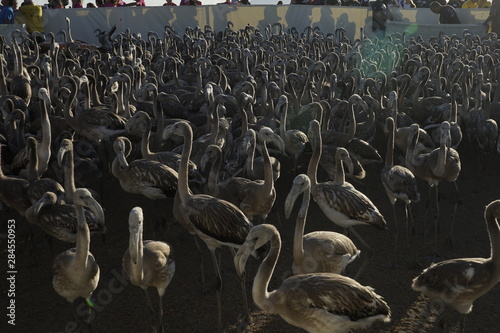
[
  {"x1": 2, "y1": 4, "x2": 500, "y2": 333},
  {"x1": 6, "y1": 6, "x2": 491, "y2": 44}
]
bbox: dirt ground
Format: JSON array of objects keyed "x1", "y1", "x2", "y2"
[{"x1": 2, "y1": 130, "x2": 500, "y2": 333}]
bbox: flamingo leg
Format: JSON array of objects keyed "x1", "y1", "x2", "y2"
[
  {"x1": 459, "y1": 314, "x2": 466, "y2": 333},
  {"x1": 209, "y1": 248, "x2": 223, "y2": 333},
  {"x1": 72, "y1": 298, "x2": 91, "y2": 333},
  {"x1": 239, "y1": 268, "x2": 251, "y2": 327},
  {"x1": 158, "y1": 292, "x2": 165, "y2": 333},
  {"x1": 391, "y1": 202, "x2": 398, "y2": 265},
  {"x1": 437, "y1": 305, "x2": 453, "y2": 329},
  {"x1": 445, "y1": 181, "x2": 460, "y2": 250},
  {"x1": 404, "y1": 203, "x2": 409, "y2": 247},
  {"x1": 407, "y1": 203, "x2": 421, "y2": 266},
  {"x1": 434, "y1": 185, "x2": 440, "y2": 256},
  {"x1": 348, "y1": 227, "x2": 373, "y2": 255},
  {"x1": 143, "y1": 287, "x2": 156, "y2": 326},
  {"x1": 193, "y1": 235, "x2": 206, "y2": 287},
  {"x1": 230, "y1": 247, "x2": 251, "y2": 326},
  {"x1": 423, "y1": 185, "x2": 432, "y2": 235}
]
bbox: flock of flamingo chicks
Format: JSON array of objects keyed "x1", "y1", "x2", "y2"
[{"x1": 1, "y1": 22, "x2": 500, "y2": 333}]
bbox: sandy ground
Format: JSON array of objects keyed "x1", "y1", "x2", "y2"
[{"x1": 2, "y1": 130, "x2": 500, "y2": 333}]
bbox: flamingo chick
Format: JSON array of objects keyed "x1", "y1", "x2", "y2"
[
  {"x1": 285, "y1": 174, "x2": 360, "y2": 275},
  {"x1": 123, "y1": 207, "x2": 175, "y2": 333},
  {"x1": 52, "y1": 188, "x2": 103, "y2": 332},
  {"x1": 235, "y1": 224, "x2": 391, "y2": 333}
]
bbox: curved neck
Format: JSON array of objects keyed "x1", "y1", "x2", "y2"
[
  {"x1": 345, "y1": 101, "x2": 357, "y2": 142},
  {"x1": 397, "y1": 76, "x2": 409, "y2": 111},
  {"x1": 112, "y1": 148, "x2": 131, "y2": 183},
  {"x1": 385, "y1": 121, "x2": 395, "y2": 167},
  {"x1": 485, "y1": 209, "x2": 500, "y2": 268},
  {"x1": 88, "y1": 74, "x2": 104, "y2": 107},
  {"x1": 178, "y1": 124, "x2": 193, "y2": 204},
  {"x1": 279, "y1": 101, "x2": 287, "y2": 139},
  {"x1": 0, "y1": 54, "x2": 7, "y2": 96},
  {"x1": 209, "y1": 104, "x2": 220, "y2": 144},
  {"x1": 246, "y1": 135, "x2": 256, "y2": 176},
  {"x1": 155, "y1": 97, "x2": 165, "y2": 153},
  {"x1": 407, "y1": 129, "x2": 423, "y2": 167},
  {"x1": 293, "y1": 187, "x2": 310, "y2": 272},
  {"x1": 38, "y1": 97, "x2": 52, "y2": 176},
  {"x1": 337, "y1": 103, "x2": 356, "y2": 146},
  {"x1": 82, "y1": 81, "x2": 92, "y2": 110},
  {"x1": 208, "y1": 148, "x2": 222, "y2": 195},
  {"x1": 140, "y1": 115, "x2": 154, "y2": 158},
  {"x1": 63, "y1": 147, "x2": 76, "y2": 204},
  {"x1": 128, "y1": 227, "x2": 144, "y2": 283},
  {"x1": 450, "y1": 90, "x2": 458, "y2": 123},
  {"x1": 62, "y1": 81, "x2": 79, "y2": 130},
  {"x1": 260, "y1": 79, "x2": 268, "y2": 116},
  {"x1": 432, "y1": 134, "x2": 448, "y2": 177},
  {"x1": 260, "y1": 139, "x2": 274, "y2": 197},
  {"x1": 253, "y1": 230, "x2": 281, "y2": 312},
  {"x1": 74, "y1": 203, "x2": 90, "y2": 268},
  {"x1": 27, "y1": 143, "x2": 39, "y2": 182},
  {"x1": 12, "y1": 117, "x2": 26, "y2": 153},
  {"x1": 413, "y1": 72, "x2": 428, "y2": 106},
  {"x1": 240, "y1": 107, "x2": 249, "y2": 140},
  {"x1": 334, "y1": 154, "x2": 346, "y2": 185},
  {"x1": 307, "y1": 128, "x2": 321, "y2": 187},
  {"x1": 121, "y1": 77, "x2": 133, "y2": 119}
]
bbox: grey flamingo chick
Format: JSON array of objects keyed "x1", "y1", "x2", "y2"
[
  {"x1": 52, "y1": 189, "x2": 103, "y2": 332},
  {"x1": 123, "y1": 207, "x2": 175, "y2": 333},
  {"x1": 235, "y1": 224, "x2": 391, "y2": 333},
  {"x1": 412, "y1": 199, "x2": 500, "y2": 331},
  {"x1": 285, "y1": 174, "x2": 360, "y2": 275}
]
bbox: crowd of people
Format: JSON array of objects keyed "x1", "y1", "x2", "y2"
[
  {"x1": 1, "y1": 0, "x2": 496, "y2": 10},
  {"x1": 19, "y1": 0, "x2": 253, "y2": 7},
  {"x1": 1, "y1": 0, "x2": 499, "y2": 40},
  {"x1": 292, "y1": 0, "x2": 491, "y2": 7}
]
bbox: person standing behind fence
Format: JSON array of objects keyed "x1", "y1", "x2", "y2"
[
  {"x1": 477, "y1": 0, "x2": 491, "y2": 7},
  {"x1": 462, "y1": 0, "x2": 478, "y2": 7},
  {"x1": 72, "y1": 0, "x2": 83, "y2": 7},
  {"x1": 164, "y1": 0, "x2": 176, "y2": 4},
  {"x1": 19, "y1": 0, "x2": 43, "y2": 33},
  {"x1": 484, "y1": 0, "x2": 500, "y2": 35},
  {"x1": 372, "y1": 0, "x2": 393, "y2": 38},
  {"x1": 448, "y1": 0, "x2": 463, "y2": 8},
  {"x1": 400, "y1": 0, "x2": 415, "y2": 8},
  {"x1": 49, "y1": 0, "x2": 64, "y2": 7},
  {"x1": 430, "y1": 1, "x2": 461, "y2": 23},
  {"x1": 180, "y1": 0, "x2": 201, "y2": 4},
  {"x1": 462, "y1": 0, "x2": 490, "y2": 8},
  {"x1": 0, "y1": 0, "x2": 17, "y2": 24}
]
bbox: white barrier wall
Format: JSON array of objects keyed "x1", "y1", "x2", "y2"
[{"x1": 12, "y1": 6, "x2": 491, "y2": 46}]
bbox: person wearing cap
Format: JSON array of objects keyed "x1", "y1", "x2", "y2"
[{"x1": 429, "y1": 1, "x2": 461, "y2": 23}]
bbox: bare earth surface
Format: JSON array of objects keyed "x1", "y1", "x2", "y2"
[{"x1": 2, "y1": 132, "x2": 500, "y2": 333}]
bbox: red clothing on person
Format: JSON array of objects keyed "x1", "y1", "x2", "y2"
[
  {"x1": 136, "y1": 0, "x2": 146, "y2": 5},
  {"x1": 73, "y1": 2, "x2": 83, "y2": 7},
  {"x1": 180, "y1": 0, "x2": 201, "y2": 4}
]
